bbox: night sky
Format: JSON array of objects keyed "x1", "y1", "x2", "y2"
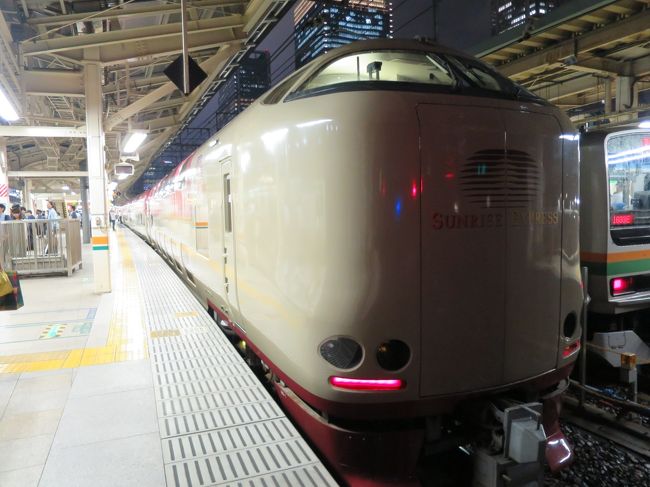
[
  {"x1": 194, "y1": 1, "x2": 491, "y2": 127},
  {"x1": 259, "y1": 0, "x2": 492, "y2": 84}
]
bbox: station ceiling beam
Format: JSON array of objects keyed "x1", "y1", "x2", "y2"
[
  {"x1": 25, "y1": 0, "x2": 246, "y2": 26},
  {"x1": 529, "y1": 54, "x2": 650, "y2": 102},
  {"x1": 104, "y1": 43, "x2": 242, "y2": 131},
  {"x1": 22, "y1": 69, "x2": 85, "y2": 97},
  {"x1": 8, "y1": 171, "x2": 88, "y2": 177},
  {"x1": 0, "y1": 126, "x2": 86, "y2": 138},
  {"x1": 21, "y1": 15, "x2": 245, "y2": 65},
  {"x1": 498, "y1": 8, "x2": 650, "y2": 80}
]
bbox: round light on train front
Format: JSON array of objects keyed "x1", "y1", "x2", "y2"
[
  {"x1": 319, "y1": 337, "x2": 363, "y2": 370},
  {"x1": 376, "y1": 340, "x2": 410, "y2": 371},
  {"x1": 562, "y1": 312, "x2": 577, "y2": 339}
]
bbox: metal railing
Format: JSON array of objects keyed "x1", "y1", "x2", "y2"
[{"x1": 0, "y1": 219, "x2": 83, "y2": 276}]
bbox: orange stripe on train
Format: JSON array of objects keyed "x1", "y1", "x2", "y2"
[{"x1": 581, "y1": 250, "x2": 650, "y2": 263}]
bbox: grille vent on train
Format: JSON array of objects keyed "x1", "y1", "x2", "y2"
[
  {"x1": 319, "y1": 337, "x2": 363, "y2": 370},
  {"x1": 460, "y1": 149, "x2": 540, "y2": 209}
]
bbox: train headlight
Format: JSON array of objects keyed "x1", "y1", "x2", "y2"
[
  {"x1": 376, "y1": 340, "x2": 410, "y2": 371},
  {"x1": 562, "y1": 313, "x2": 577, "y2": 339},
  {"x1": 319, "y1": 337, "x2": 363, "y2": 370},
  {"x1": 329, "y1": 376, "x2": 405, "y2": 391},
  {"x1": 611, "y1": 277, "x2": 634, "y2": 296}
]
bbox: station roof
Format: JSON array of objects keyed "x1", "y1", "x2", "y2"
[
  {"x1": 0, "y1": 0, "x2": 288, "y2": 195},
  {"x1": 471, "y1": 0, "x2": 650, "y2": 129}
]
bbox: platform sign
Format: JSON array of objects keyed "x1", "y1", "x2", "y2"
[{"x1": 163, "y1": 55, "x2": 207, "y2": 95}]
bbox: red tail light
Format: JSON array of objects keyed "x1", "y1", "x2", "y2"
[
  {"x1": 611, "y1": 277, "x2": 634, "y2": 296},
  {"x1": 329, "y1": 376, "x2": 405, "y2": 391},
  {"x1": 562, "y1": 340, "x2": 580, "y2": 358},
  {"x1": 611, "y1": 213, "x2": 634, "y2": 226}
]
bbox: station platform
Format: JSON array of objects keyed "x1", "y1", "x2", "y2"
[{"x1": 0, "y1": 228, "x2": 337, "y2": 487}]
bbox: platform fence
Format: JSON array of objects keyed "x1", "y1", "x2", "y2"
[{"x1": 0, "y1": 219, "x2": 83, "y2": 276}]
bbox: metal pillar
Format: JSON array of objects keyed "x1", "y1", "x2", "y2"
[
  {"x1": 24, "y1": 178, "x2": 33, "y2": 212},
  {"x1": 604, "y1": 78, "x2": 612, "y2": 115},
  {"x1": 615, "y1": 76, "x2": 634, "y2": 112},
  {"x1": 81, "y1": 176, "x2": 91, "y2": 244},
  {"x1": 0, "y1": 138, "x2": 8, "y2": 206},
  {"x1": 84, "y1": 51, "x2": 111, "y2": 293}
]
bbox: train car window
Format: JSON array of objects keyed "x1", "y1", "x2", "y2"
[
  {"x1": 291, "y1": 51, "x2": 456, "y2": 96},
  {"x1": 286, "y1": 49, "x2": 545, "y2": 104},
  {"x1": 607, "y1": 132, "x2": 650, "y2": 246},
  {"x1": 224, "y1": 174, "x2": 233, "y2": 233},
  {"x1": 262, "y1": 64, "x2": 313, "y2": 104},
  {"x1": 442, "y1": 54, "x2": 543, "y2": 102}
]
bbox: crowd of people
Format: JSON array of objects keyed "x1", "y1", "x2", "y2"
[{"x1": 0, "y1": 201, "x2": 82, "y2": 222}]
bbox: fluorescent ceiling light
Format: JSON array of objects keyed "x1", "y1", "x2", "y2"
[
  {"x1": 61, "y1": 185, "x2": 70, "y2": 190},
  {"x1": 122, "y1": 132, "x2": 147, "y2": 153},
  {"x1": 0, "y1": 87, "x2": 19, "y2": 121},
  {"x1": 639, "y1": 120, "x2": 650, "y2": 129}
]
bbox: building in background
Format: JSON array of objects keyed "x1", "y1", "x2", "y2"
[
  {"x1": 491, "y1": 0, "x2": 565, "y2": 35},
  {"x1": 215, "y1": 51, "x2": 271, "y2": 129},
  {"x1": 294, "y1": 0, "x2": 392, "y2": 68},
  {"x1": 131, "y1": 52, "x2": 270, "y2": 194}
]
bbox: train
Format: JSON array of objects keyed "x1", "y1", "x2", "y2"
[
  {"x1": 580, "y1": 129, "x2": 650, "y2": 335},
  {"x1": 122, "y1": 39, "x2": 582, "y2": 486}
]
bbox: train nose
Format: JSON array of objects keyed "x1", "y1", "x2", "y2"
[{"x1": 417, "y1": 102, "x2": 565, "y2": 396}]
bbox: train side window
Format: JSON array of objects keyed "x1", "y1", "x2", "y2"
[
  {"x1": 263, "y1": 66, "x2": 311, "y2": 104},
  {"x1": 224, "y1": 174, "x2": 233, "y2": 233}
]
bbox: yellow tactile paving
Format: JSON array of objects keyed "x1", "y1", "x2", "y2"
[
  {"x1": 0, "y1": 231, "x2": 149, "y2": 374},
  {"x1": 175, "y1": 311, "x2": 198, "y2": 318},
  {"x1": 150, "y1": 329, "x2": 181, "y2": 339}
]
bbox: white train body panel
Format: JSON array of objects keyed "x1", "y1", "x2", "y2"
[{"x1": 122, "y1": 40, "x2": 581, "y2": 419}]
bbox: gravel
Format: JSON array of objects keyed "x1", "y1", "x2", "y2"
[{"x1": 544, "y1": 421, "x2": 650, "y2": 486}]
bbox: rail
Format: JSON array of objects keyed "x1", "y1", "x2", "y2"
[{"x1": 0, "y1": 219, "x2": 83, "y2": 276}]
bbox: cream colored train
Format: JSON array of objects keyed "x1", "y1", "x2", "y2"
[{"x1": 123, "y1": 39, "x2": 582, "y2": 485}]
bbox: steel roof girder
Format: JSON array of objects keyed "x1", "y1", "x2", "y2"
[
  {"x1": 21, "y1": 14, "x2": 245, "y2": 59},
  {"x1": 88, "y1": 28, "x2": 245, "y2": 66},
  {"x1": 26, "y1": 0, "x2": 246, "y2": 26},
  {"x1": 0, "y1": 125, "x2": 86, "y2": 138},
  {"x1": 532, "y1": 74, "x2": 606, "y2": 102},
  {"x1": 498, "y1": 8, "x2": 650, "y2": 78},
  {"x1": 22, "y1": 69, "x2": 85, "y2": 97},
  {"x1": 104, "y1": 43, "x2": 242, "y2": 131}
]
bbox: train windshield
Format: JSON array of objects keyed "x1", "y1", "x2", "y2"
[
  {"x1": 287, "y1": 50, "x2": 542, "y2": 102},
  {"x1": 607, "y1": 132, "x2": 650, "y2": 245}
]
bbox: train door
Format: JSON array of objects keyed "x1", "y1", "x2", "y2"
[
  {"x1": 500, "y1": 109, "x2": 563, "y2": 382},
  {"x1": 417, "y1": 103, "x2": 507, "y2": 396},
  {"x1": 221, "y1": 159, "x2": 239, "y2": 314}
]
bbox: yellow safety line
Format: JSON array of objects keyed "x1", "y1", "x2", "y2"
[{"x1": 0, "y1": 231, "x2": 149, "y2": 374}]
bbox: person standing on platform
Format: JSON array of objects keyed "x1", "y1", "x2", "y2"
[
  {"x1": 109, "y1": 207, "x2": 116, "y2": 231},
  {"x1": 10, "y1": 205, "x2": 22, "y2": 220},
  {"x1": 46, "y1": 201, "x2": 58, "y2": 221},
  {"x1": 46, "y1": 201, "x2": 59, "y2": 254},
  {"x1": 0, "y1": 203, "x2": 10, "y2": 221},
  {"x1": 25, "y1": 210, "x2": 35, "y2": 252}
]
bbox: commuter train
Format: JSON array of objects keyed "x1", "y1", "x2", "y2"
[
  {"x1": 580, "y1": 129, "x2": 650, "y2": 335},
  {"x1": 123, "y1": 39, "x2": 582, "y2": 485}
]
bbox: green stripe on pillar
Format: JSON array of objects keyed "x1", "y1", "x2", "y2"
[{"x1": 92, "y1": 245, "x2": 109, "y2": 251}]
